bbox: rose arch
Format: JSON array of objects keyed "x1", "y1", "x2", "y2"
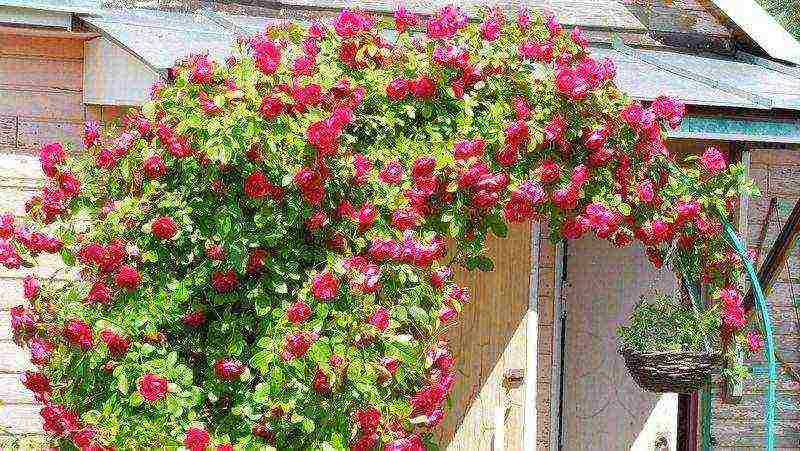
[{"x1": 3, "y1": 5, "x2": 761, "y2": 451}]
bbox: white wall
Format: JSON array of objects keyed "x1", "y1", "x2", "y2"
[{"x1": 83, "y1": 36, "x2": 159, "y2": 106}]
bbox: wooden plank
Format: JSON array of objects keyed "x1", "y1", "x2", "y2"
[
  {"x1": 0, "y1": 34, "x2": 83, "y2": 60},
  {"x1": 0, "y1": 341, "x2": 33, "y2": 373},
  {"x1": 743, "y1": 199, "x2": 800, "y2": 312},
  {"x1": 0, "y1": 373, "x2": 36, "y2": 404},
  {"x1": 0, "y1": 55, "x2": 82, "y2": 91},
  {"x1": 0, "y1": 277, "x2": 24, "y2": 310},
  {"x1": 0, "y1": 89, "x2": 84, "y2": 121},
  {"x1": 17, "y1": 118, "x2": 83, "y2": 152},
  {"x1": 441, "y1": 224, "x2": 531, "y2": 449},
  {"x1": 0, "y1": 186, "x2": 38, "y2": 216},
  {"x1": 0, "y1": 311, "x2": 11, "y2": 340},
  {"x1": 0, "y1": 115, "x2": 17, "y2": 149},
  {"x1": 0, "y1": 404, "x2": 41, "y2": 434}
]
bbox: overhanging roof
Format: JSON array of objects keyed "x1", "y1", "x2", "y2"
[
  {"x1": 82, "y1": 9, "x2": 237, "y2": 72},
  {"x1": 711, "y1": 0, "x2": 800, "y2": 65},
  {"x1": 79, "y1": 7, "x2": 800, "y2": 113},
  {"x1": 0, "y1": 0, "x2": 100, "y2": 14}
]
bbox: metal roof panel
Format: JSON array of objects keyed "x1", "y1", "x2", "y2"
[{"x1": 0, "y1": 0, "x2": 99, "y2": 14}]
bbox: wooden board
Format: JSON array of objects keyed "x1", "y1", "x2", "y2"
[
  {"x1": 438, "y1": 224, "x2": 531, "y2": 450},
  {"x1": 561, "y1": 238, "x2": 679, "y2": 450}
]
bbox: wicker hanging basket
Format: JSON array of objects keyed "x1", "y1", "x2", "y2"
[{"x1": 619, "y1": 347, "x2": 723, "y2": 393}]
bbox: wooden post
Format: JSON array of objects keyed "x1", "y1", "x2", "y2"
[{"x1": 522, "y1": 223, "x2": 541, "y2": 451}]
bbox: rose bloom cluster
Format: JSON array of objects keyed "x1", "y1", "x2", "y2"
[{"x1": 2, "y1": 5, "x2": 759, "y2": 450}]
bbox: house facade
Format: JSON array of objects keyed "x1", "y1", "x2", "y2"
[{"x1": 0, "y1": 1, "x2": 798, "y2": 449}]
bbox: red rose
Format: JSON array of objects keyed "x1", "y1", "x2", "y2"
[
  {"x1": 100, "y1": 329, "x2": 130, "y2": 358},
  {"x1": 21, "y1": 370, "x2": 51, "y2": 395},
  {"x1": 138, "y1": 373, "x2": 168, "y2": 403},
  {"x1": 115, "y1": 264, "x2": 142, "y2": 290},
  {"x1": 356, "y1": 407, "x2": 381, "y2": 433},
  {"x1": 379, "y1": 160, "x2": 405, "y2": 185},
  {"x1": 29, "y1": 338, "x2": 53, "y2": 365},
  {"x1": 40, "y1": 142, "x2": 66, "y2": 178},
  {"x1": 184, "y1": 426, "x2": 210, "y2": 451},
  {"x1": 189, "y1": 54, "x2": 214, "y2": 84},
  {"x1": 152, "y1": 216, "x2": 178, "y2": 240},
  {"x1": 64, "y1": 320, "x2": 94, "y2": 349},
  {"x1": 259, "y1": 96, "x2": 284, "y2": 119},
  {"x1": 369, "y1": 238, "x2": 401, "y2": 261},
  {"x1": 59, "y1": 172, "x2": 81, "y2": 197},
  {"x1": 413, "y1": 75, "x2": 437, "y2": 99},
  {"x1": 312, "y1": 368, "x2": 331, "y2": 394},
  {"x1": 244, "y1": 171, "x2": 271, "y2": 198},
  {"x1": 217, "y1": 444, "x2": 234, "y2": 451},
  {"x1": 357, "y1": 203, "x2": 377, "y2": 230},
  {"x1": 312, "y1": 271, "x2": 339, "y2": 301},
  {"x1": 394, "y1": 6, "x2": 418, "y2": 32},
  {"x1": 211, "y1": 270, "x2": 238, "y2": 294},
  {"x1": 651, "y1": 95, "x2": 685, "y2": 129},
  {"x1": 183, "y1": 310, "x2": 206, "y2": 327},
  {"x1": 353, "y1": 153, "x2": 373, "y2": 185},
  {"x1": 411, "y1": 156, "x2": 436, "y2": 179},
  {"x1": 353, "y1": 434, "x2": 379, "y2": 451},
  {"x1": 368, "y1": 307, "x2": 390, "y2": 331},
  {"x1": 251, "y1": 35, "x2": 281, "y2": 74},
  {"x1": 700, "y1": 146, "x2": 726, "y2": 176},
  {"x1": 205, "y1": 244, "x2": 226, "y2": 261},
  {"x1": 143, "y1": 154, "x2": 166, "y2": 179},
  {"x1": 83, "y1": 121, "x2": 101, "y2": 148},
  {"x1": 538, "y1": 160, "x2": 561, "y2": 183},
  {"x1": 23, "y1": 275, "x2": 39, "y2": 300},
  {"x1": 287, "y1": 301, "x2": 312, "y2": 324},
  {"x1": 283, "y1": 331, "x2": 316, "y2": 360},
  {"x1": 87, "y1": 280, "x2": 112, "y2": 304},
  {"x1": 386, "y1": 78, "x2": 410, "y2": 101},
  {"x1": 391, "y1": 208, "x2": 421, "y2": 231},
  {"x1": 214, "y1": 358, "x2": 246, "y2": 381}
]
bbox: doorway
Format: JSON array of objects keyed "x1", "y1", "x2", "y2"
[{"x1": 555, "y1": 237, "x2": 680, "y2": 450}]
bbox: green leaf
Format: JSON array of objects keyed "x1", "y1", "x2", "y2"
[{"x1": 117, "y1": 372, "x2": 129, "y2": 394}]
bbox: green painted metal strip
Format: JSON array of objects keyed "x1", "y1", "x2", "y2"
[
  {"x1": 671, "y1": 116, "x2": 800, "y2": 144},
  {"x1": 723, "y1": 222, "x2": 777, "y2": 451},
  {"x1": 701, "y1": 387, "x2": 713, "y2": 451},
  {"x1": 660, "y1": 158, "x2": 777, "y2": 450}
]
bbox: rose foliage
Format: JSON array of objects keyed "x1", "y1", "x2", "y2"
[{"x1": 3, "y1": 5, "x2": 759, "y2": 450}]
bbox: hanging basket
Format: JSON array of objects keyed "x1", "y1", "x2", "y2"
[{"x1": 620, "y1": 346, "x2": 723, "y2": 393}]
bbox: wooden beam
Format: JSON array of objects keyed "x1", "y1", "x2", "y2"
[
  {"x1": 0, "y1": 25, "x2": 98, "y2": 40},
  {"x1": 743, "y1": 198, "x2": 800, "y2": 311}
]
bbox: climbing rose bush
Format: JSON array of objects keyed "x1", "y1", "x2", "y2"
[{"x1": 3, "y1": 5, "x2": 759, "y2": 450}]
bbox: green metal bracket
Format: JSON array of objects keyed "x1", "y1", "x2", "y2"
[
  {"x1": 660, "y1": 159, "x2": 777, "y2": 450},
  {"x1": 722, "y1": 223, "x2": 777, "y2": 451}
]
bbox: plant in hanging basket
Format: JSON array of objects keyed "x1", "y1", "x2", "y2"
[{"x1": 618, "y1": 292, "x2": 724, "y2": 393}]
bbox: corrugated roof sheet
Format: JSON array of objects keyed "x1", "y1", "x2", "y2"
[
  {"x1": 0, "y1": 0, "x2": 99, "y2": 14},
  {"x1": 81, "y1": 8, "x2": 800, "y2": 111},
  {"x1": 590, "y1": 47, "x2": 760, "y2": 108},
  {"x1": 639, "y1": 49, "x2": 800, "y2": 110},
  {"x1": 83, "y1": 9, "x2": 235, "y2": 70},
  {"x1": 278, "y1": 0, "x2": 647, "y2": 31}
]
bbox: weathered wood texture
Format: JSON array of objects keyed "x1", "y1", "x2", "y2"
[
  {"x1": 708, "y1": 148, "x2": 800, "y2": 448},
  {"x1": 438, "y1": 224, "x2": 531, "y2": 450}
]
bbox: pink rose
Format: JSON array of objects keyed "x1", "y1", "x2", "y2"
[
  {"x1": 144, "y1": 154, "x2": 166, "y2": 179},
  {"x1": 139, "y1": 373, "x2": 168, "y2": 403},
  {"x1": 700, "y1": 147, "x2": 726, "y2": 176},
  {"x1": 312, "y1": 271, "x2": 339, "y2": 301},
  {"x1": 368, "y1": 307, "x2": 390, "y2": 331},
  {"x1": 287, "y1": 301, "x2": 312, "y2": 324},
  {"x1": 64, "y1": 319, "x2": 94, "y2": 349},
  {"x1": 185, "y1": 427, "x2": 210, "y2": 451},
  {"x1": 22, "y1": 275, "x2": 39, "y2": 300}
]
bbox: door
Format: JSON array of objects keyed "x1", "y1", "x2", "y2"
[{"x1": 559, "y1": 237, "x2": 679, "y2": 450}]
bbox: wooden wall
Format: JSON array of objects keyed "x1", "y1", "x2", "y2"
[
  {"x1": 439, "y1": 224, "x2": 532, "y2": 450},
  {"x1": 709, "y1": 148, "x2": 800, "y2": 449}
]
